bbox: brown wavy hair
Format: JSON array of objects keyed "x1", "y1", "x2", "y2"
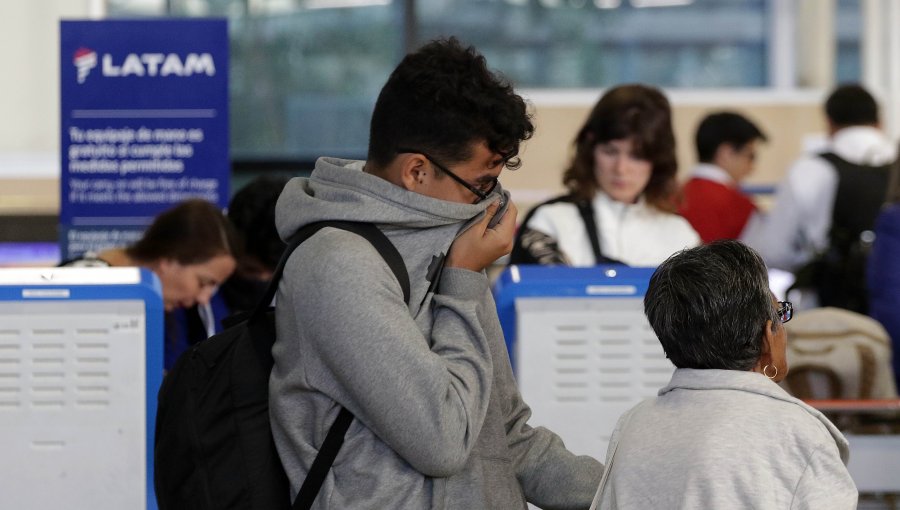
[
  {"x1": 562, "y1": 84, "x2": 678, "y2": 211},
  {"x1": 367, "y1": 37, "x2": 534, "y2": 171},
  {"x1": 126, "y1": 198, "x2": 241, "y2": 266}
]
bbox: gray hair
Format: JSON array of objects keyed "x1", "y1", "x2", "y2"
[{"x1": 644, "y1": 240, "x2": 780, "y2": 371}]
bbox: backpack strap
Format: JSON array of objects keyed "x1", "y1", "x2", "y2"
[
  {"x1": 255, "y1": 221, "x2": 409, "y2": 510},
  {"x1": 293, "y1": 406, "x2": 353, "y2": 510},
  {"x1": 316, "y1": 221, "x2": 411, "y2": 305},
  {"x1": 250, "y1": 221, "x2": 410, "y2": 321},
  {"x1": 510, "y1": 193, "x2": 623, "y2": 266},
  {"x1": 510, "y1": 194, "x2": 581, "y2": 265},
  {"x1": 574, "y1": 199, "x2": 603, "y2": 264},
  {"x1": 574, "y1": 198, "x2": 623, "y2": 265}
]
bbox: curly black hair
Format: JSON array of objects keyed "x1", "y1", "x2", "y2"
[{"x1": 367, "y1": 37, "x2": 534, "y2": 170}]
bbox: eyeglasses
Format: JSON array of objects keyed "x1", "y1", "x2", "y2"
[
  {"x1": 396, "y1": 148, "x2": 499, "y2": 202},
  {"x1": 776, "y1": 301, "x2": 793, "y2": 323}
]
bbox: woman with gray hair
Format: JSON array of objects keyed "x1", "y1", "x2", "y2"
[{"x1": 590, "y1": 240, "x2": 857, "y2": 509}]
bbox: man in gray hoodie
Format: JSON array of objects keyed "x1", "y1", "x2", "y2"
[{"x1": 270, "y1": 38, "x2": 603, "y2": 509}]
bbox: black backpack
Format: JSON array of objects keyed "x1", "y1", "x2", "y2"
[
  {"x1": 791, "y1": 152, "x2": 892, "y2": 313},
  {"x1": 154, "y1": 221, "x2": 410, "y2": 510}
]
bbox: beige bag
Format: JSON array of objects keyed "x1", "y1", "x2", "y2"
[{"x1": 781, "y1": 307, "x2": 897, "y2": 400}]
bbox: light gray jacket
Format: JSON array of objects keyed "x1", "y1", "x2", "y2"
[
  {"x1": 270, "y1": 158, "x2": 602, "y2": 509},
  {"x1": 597, "y1": 368, "x2": 857, "y2": 509}
]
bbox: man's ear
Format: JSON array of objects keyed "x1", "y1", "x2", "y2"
[
  {"x1": 398, "y1": 153, "x2": 429, "y2": 191},
  {"x1": 714, "y1": 143, "x2": 735, "y2": 166}
]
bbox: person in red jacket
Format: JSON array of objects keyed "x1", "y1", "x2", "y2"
[{"x1": 679, "y1": 111, "x2": 767, "y2": 242}]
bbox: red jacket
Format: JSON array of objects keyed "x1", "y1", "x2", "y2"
[{"x1": 679, "y1": 177, "x2": 756, "y2": 243}]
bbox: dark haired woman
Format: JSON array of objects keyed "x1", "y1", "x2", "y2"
[
  {"x1": 62, "y1": 199, "x2": 240, "y2": 367},
  {"x1": 511, "y1": 84, "x2": 699, "y2": 266},
  {"x1": 64, "y1": 198, "x2": 239, "y2": 311}
]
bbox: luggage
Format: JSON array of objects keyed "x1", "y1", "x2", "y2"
[
  {"x1": 154, "y1": 221, "x2": 410, "y2": 510},
  {"x1": 782, "y1": 307, "x2": 897, "y2": 400}
]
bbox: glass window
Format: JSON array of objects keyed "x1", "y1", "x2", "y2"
[
  {"x1": 227, "y1": 8, "x2": 401, "y2": 160},
  {"x1": 108, "y1": 0, "x2": 404, "y2": 161},
  {"x1": 835, "y1": 0, "x2": 861, "y2": 84},
  {"x1": 106, "y1": 0, "x2": 862, "y2": 161},
  {"x1": 107, "y1": 0, "x2": 166, "y2": 16},
  {"x1": 415, "y1": 0, "x2": 768, "y2": 88}
]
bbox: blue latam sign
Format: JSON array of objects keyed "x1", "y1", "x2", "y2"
[{"x1": 60, "y1": 19, "x2": 229, "y2": 259}]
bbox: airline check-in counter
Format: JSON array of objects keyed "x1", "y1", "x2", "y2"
[
  {"x1": 0, "y1": 267, "x2": 162, "y2": 510},
  {"x1": 494, "y1": 265, "x2": 900, "y2": 495}
]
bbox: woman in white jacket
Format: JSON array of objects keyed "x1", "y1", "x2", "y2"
[
  {"x1": 591, "y1": 240, "x2": 857, "y2": 509},
  {"x1": 510, "y1": 84, "x2": 699, "y2": 267}
]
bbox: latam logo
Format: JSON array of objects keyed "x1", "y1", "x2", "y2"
[
  {"x1": 73, "y1": 48, "x2": 97, "y2": 84},
  {"x1": 73, "y1": 47, "x2": 216, "y2": 84}
]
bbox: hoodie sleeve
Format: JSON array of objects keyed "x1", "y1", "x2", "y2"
[
  {"x1": 473, "y1": 286, "x2": 605, "y2": 509},
  {"x1": 284, "y1": 229, "x2": 493, "y2": 477},
  {"x1": 504, "y1": 404, "x2": 604, "y2": 509}
]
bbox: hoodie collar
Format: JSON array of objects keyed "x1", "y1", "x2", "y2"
[
  {"x1": 275, "y1": 157, "x2": 507, "y2": 241},
  {"x1": 830, "y1": 126, "x2": 897, "y2": 166}
]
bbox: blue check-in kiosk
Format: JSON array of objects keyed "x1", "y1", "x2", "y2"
[
  {"x1": 0, "y1": 267, "x2": 163, "y2": 510},
  {"x1": 493, "y1": 265, "x2": 673, "y2": 458}
]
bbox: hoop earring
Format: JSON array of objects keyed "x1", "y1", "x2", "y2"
[{"x1": 763, "y1": 364, "x2": 778, "y2": 379}]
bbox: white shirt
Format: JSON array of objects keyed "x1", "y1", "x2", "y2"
[
  {"x1": 526, "y1": 190, "x2": 700, "y2": 267},
  {"x1": 741, "y1": 126, "x2": 897, "y2": 271},
  {"x1": 690, "y1": 162, "x2": 736, "y2": 186}
]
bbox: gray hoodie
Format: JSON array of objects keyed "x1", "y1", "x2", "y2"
[
  {"x1": 270, "y1": 158, "x2": 602, "y2": 509},
  {"x1": 597, "y1": 368, "x2": 857, "y2": 509}
]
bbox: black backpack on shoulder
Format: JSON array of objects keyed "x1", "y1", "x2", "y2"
[
  {"x1": 154, "y1": 221, "x2": 410, "y2": 510},
  {"x1": 791, "y1": 152, "x2": 892, "y2": 313}
]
